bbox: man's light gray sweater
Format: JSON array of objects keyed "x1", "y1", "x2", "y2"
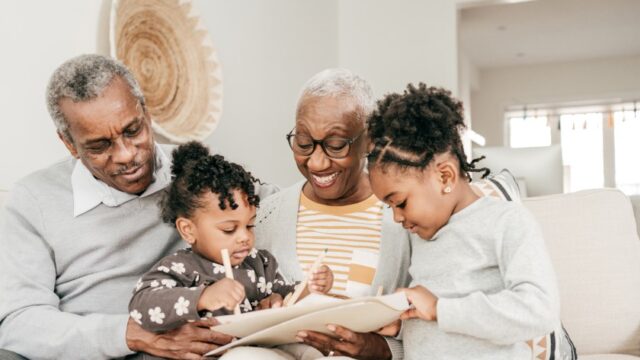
[
  {"x1": 0, "y1": 155, "x2": 278, "y2": 359},
  {"x1": 0, "y1": 157, "x2": 182, "y2": 359},
  {"x1": 403, "y1": 196, "x2": 560, "y2": 359}
]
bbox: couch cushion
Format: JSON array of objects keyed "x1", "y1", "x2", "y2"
[
  {"x1": 471, "y1": 169, "x2": 522, "y2": 201},
  {"x1": 581, "y1": 355, "x2": 640, "y2": 360},
  {"x1": 628, "y1": 195, "x2": 640, "y2": 238},
  {"x1": 523, "y1": 189, "x2": 640, "y2": 356}
]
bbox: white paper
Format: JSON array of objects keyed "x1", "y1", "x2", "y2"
[{"x1": 206, "y1": 292, "x2": 409, "y2": 357}]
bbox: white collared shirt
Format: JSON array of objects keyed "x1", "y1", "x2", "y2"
[{"x1": 71, "y1": 144, "x2": 171, "y2": 217}]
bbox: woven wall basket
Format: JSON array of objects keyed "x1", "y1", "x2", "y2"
[{"x1": 110, "y1": 0, "x2": 222, "y2": 143}]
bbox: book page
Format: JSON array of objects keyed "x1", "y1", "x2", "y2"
[
  {"x1": 206, "y1": 292, "x2": 409, "y2": 356},
  {"x1": 212, "y1": 293, "x2": 344, "y2": 338}
]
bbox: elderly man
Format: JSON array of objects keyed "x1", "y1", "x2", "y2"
[{"x1": 0, "y1": 54, "x2": 274, "y2": 360}]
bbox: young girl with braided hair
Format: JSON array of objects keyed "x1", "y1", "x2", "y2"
[{"x1": 366, "y1": 83, "x2": 560, "y2": 359}]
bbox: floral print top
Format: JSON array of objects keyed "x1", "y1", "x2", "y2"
[{"x1": 129, "y1": 248, "x2": 296, "y2": 332}]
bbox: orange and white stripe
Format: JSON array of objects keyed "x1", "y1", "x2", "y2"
[{"x1": 296, "y1": 193, "x2": 384, "y2": 297}]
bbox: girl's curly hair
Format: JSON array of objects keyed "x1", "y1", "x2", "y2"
[
  {"x1": 161, "y1": 141, "x2": 261, "y2": 226},
  {"x1": 366, "y1": 83, "x2": 489, "y2": 179}
]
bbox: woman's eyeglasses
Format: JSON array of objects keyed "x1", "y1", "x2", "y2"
[{"x1": 286, "y1": 129, "x2": 363, "y2": 159}]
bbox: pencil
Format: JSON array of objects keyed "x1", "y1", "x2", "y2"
[
  {"x1": 284, "y1": 248, "x2": 328, "y2": 307},
  {"x1": 221, "y1": 248, "x2": 241, "y2": 315}
]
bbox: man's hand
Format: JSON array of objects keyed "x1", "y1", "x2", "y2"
[
  {"x1": 308, "y1": 265, "x2": 334, "y2": 294},
  {"x1": 257, "y1": 293, "x2": 284, "y2": 310},
  {"x1": 296, "y1": 325, "x2": 392, "y2": 360},
  {"x1": 197, "y1": 278, "x2": 245, "y2": 312},
  {"x1": 398, "y1": 285, "x2": 438, "y2": 321},
  {"x1": 126, "y1": 317, "x2": 233, "y2": 360}
]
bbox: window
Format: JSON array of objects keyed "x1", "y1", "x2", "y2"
[
  {"x1": 614, "y1": 110, "x2": 640, "y2": 194},
  {"x1": 509, "y1": 116, "x2": 551, "y2": 148},
  {"x1": 560, "y1": 113, "x2": 604, "y2": 192},
  {"x1": 506, "y1": 103, "x2": 640, "y2": 195}
]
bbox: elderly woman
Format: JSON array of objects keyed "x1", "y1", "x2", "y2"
[{"x1": 254, "y1": 69, "x2": 412, "y2": 360}]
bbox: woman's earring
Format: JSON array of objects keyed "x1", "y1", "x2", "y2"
[{"x1": 443, "y1": 186, "x2": 452, "y2": 194}]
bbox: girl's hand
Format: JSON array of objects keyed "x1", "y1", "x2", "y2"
[
  {"x1": 197, "y1": 278, "x2": 245, "y2": 312},
  {"x1": 257, "y1": 293, "x2": 284, "y2": 310},
  {"x1": 398, "y1": 285, "x2": 438, "y2": 321},
  {"x1": 376, "y1": 319, "x2": 401, "y2": 337},
  {"x1": 308, "y1": 265, "x2": 334, "y2": 294}
]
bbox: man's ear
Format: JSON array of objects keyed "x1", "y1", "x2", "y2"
[
  {"x1": 176, "y1": 217, "x2": 197, "y2": 245},
  {"x1": 58, "y1": 132, "x2": 79, "y2": 159}
]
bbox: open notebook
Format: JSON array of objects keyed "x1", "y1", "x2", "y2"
[{"x1": 205, "y1": 292, "x2": 410, "y2": 356}]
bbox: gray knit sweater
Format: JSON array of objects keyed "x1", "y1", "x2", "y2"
[
  {"x1": 0, "y1": 153, "x2": 277, "y2": 359},
  {"x1": 403, "y1": 196, "x2": 560, "y2": 360}
]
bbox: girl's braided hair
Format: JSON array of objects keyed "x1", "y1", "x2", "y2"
[{"x1": 366, "y1": 83, "x2": 489, "y2": 179}]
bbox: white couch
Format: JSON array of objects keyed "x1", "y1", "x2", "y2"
[
  {"x1": 1, "y1": 188, "x2": 640, "y2": 358},
  {"x1": 523, "y1": 189, "x2": 640, "y2": 359}
]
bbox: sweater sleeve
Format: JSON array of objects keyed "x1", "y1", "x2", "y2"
[
  {"x1": 436, "y1": 206, "x2": 560, "y2": 345},
  {"x1": 0, "y1": 185, "x2": 133, "y2": 360},
  {"x1": 259, "y1": 250, "x2": 297, "y2": 298},
  {"x1": 384, "y1": 336, "x2": 405, "y2": 359},
  {"x1": 128, "y1": 254, "x2": 205, "y2": 332},
  {"x1": 255, "y1": 181, "x2": 280, "y2": 201}
]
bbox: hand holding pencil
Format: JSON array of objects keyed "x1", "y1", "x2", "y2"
[
  {"x1": 308, "y1": 264, "x2": 334, "y2": 294},
  {"x1": 221, "y1": 249, "x2": 242, "y2": 315},
  {"x1": 284, "y1": 249, "x2": 333, "y2": 306},
  {"x1": 196, "y1": 249, "x2": 244, "y2": 314}
]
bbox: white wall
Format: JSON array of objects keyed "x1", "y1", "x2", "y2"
[
  {"x1": 0, "y1": 0, "x2": 462, "y2": 190},
  {"x1": 0, "y1": 0, "x2": 111, "y2": 190},
  {"x1": 458, "y1": 49, "x2": 480, "y2": 154},
  {"x1": 471, "y1": 54, "x2": 640, "y2": 146},
  {"x1": 200, "y1": 0, "x2": 464, "y2": 186},
  {"x1": 458, "y1": 51, "x2": 477, "y2": 126},
  {"x1": 338, "y1": 0, "x2": 459, "y2": 97},
  {"x1": 196, "y1": 0, "x2": 338, "y2": 187},
  {"x1": 0, "y1": 0, "x2": 337, "y2": 190}
]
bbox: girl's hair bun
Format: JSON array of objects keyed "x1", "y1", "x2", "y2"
[{"x1": 170, "y1": 141, "x2": 210, "y2": 178}]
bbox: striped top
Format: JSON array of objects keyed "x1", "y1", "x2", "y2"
[{"x1": 296, "y1": 192, "x2": 384, "y2": 297}]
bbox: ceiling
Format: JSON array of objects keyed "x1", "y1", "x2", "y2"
[{"x1": 459, "y1": 0, "x2": 640, "y2": 69}]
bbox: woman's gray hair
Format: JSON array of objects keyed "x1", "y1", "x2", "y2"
[
  {"x1": 46, "y1": 54, "x2": 145, "y2": 142},
  {"x1": 297, "y1": 68, "x2": 374, "y2": 123}
]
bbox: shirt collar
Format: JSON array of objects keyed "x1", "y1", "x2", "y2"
[{"x1": 72, "y1": 143, "x2": 171, "y2": 217}]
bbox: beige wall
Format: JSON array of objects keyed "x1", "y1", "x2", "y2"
[
  {"x1": 471, "y1": 54, "x2": 640, "y2": 146},
  {"x1": 0, "y1": 0, "x2": 462, "y2": 190},
  {"x1": 0, "y1": 0, "x2": 110, "y2": 190},
  {"x1": 0, "y1": 0, "x2": 338, "y2": 189},
  {"x1": 338, "y1": 0, "x2": 459, "y2": 98},
  {"x1": 197, "y1": 0, "x2": 338, "y2": 187}
]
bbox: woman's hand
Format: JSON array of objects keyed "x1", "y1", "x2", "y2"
[
  {"x1": 197, "y1": 278, "x2": 245, "y2": 312},
  {"x1": 308, "y1": 265, "x2": 334, "y2": 294},
  {"x1": 398, "y1": 285, "x2": 438, "y2": 321},
  {"x1": 296, "y1": 325, "x2": 392, "y2": 360},
  {"x1": 257, "y1": 293, "x2": 284, "y2": 310}
]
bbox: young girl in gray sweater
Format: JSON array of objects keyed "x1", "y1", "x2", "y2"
[{"x1": 365, "y1": 84, "x2": 561, "y2": 359}]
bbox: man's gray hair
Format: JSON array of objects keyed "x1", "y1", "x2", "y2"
[
  {"x1": 46, "y1": 54, "x2": 145, "y2": 141},
  {"x1": 297, "y1": 68, "x2": 374, "y2": 122}
]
